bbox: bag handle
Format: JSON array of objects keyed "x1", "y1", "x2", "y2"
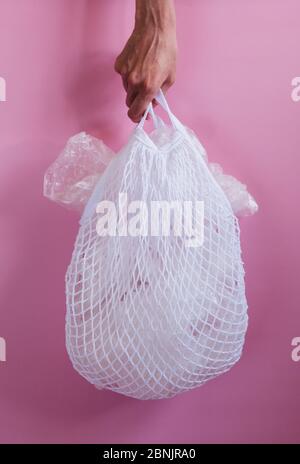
[
  {"x1": 142, "y1": 101, "x2": 164, "y2": 129},
  {"x1": 138, "y1": 89, "x2": 186, "y2": 133}
]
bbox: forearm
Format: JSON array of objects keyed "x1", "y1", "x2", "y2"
[{"x1": 135, "y1": 0, "x2": 176, "y2": 32}]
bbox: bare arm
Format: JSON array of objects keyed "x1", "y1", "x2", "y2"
[{"x1": 114, "y1": 0, "x2": 177, "y2": 122}]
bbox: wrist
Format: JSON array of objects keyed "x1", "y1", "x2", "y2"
[{"x1": 135, "y1": 0, "x2": 176, "y2": 33}]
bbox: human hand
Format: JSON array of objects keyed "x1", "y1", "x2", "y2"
[{"x1": 114, "y1": 0, "x2": 177, "y2": 123}]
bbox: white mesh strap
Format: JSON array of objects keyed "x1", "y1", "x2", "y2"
[
  {"x1": 155, "y1": 89, "x2": 187, "y2": 133},
  {"x1": 138, "y1": 101, "x2": 158, "y2": 129},
  {"x1": 149, "y1": 103, "x2": 166, "y2": 128},
  {"x1": 138, "y1": 89, "x2": 187, "y2": 138},
  {"x1": 148, "y1": 103, "x2": 159, "y2": 127},
  {"x1": 154, "y1": 89, "x2": 175, "y2": 121}
]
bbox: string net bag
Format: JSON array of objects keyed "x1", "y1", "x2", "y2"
[{"x1": 59, "y1": 90, "x2": 257, "y2": 400}]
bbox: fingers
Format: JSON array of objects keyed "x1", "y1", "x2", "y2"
[
  {"x1": 115, "y1": 54, "x2": 176, "y2": 123},
  {"x1": 127, "y1": 72, "x2": 177, "y2": 122},
  {"x1": 127, "y1": 93, "x2": 154, "y2": 123},
  {"x1": 126, "y1": 75, "x2": 158, "y2": 122},
  {"x1": 125, "y1": 84, "x2": 137, "y2": 109},
  {"x1": 115, "y1": 60, "x2": 153, "y2": 122}
]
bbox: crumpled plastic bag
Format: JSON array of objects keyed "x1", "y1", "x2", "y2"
[{"x1": 44, "y1": 131, "x2": 115, "y2": 211}]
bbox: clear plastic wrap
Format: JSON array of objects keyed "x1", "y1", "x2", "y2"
[
  {"x1": 208, "y1": 162, "x2": 258, "y2": 217},
  {"x1": 43, "y1": 132, "x2": 115, "y2": 212},
  {"x1": 186, "y1": 127, "x2": 258, "y2": 217}
]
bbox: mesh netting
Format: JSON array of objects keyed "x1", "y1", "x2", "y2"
[{"x1": 65, "y1": 99, "x2": 248, "y2": 399}]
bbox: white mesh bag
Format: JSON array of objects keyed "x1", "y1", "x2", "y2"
[{"x1": 65, "y1": 90, "x2": 253, "y2": 400}]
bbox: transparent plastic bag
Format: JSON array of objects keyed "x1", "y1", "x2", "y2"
[{"x1": 44, "y1": 132, "x2": 115, "y2": 212}]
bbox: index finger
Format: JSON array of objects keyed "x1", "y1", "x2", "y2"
[{"x1": 128, "y1": 92, "x2": 155, "y2": 123}]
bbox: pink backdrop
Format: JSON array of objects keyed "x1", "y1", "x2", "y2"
[{"x1": 0, "y1": 0, "x2": 299, "y2": 444}]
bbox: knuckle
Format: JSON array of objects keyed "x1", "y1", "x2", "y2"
[
  {"x1": 141, "y1": 80, "x2": 155, "y2": 95},
  {"x1": 128, "y1": 110, "x2": 138, "y2": 123},
  {"x1": 114, "y1": 57, "x2": 126, "y2": 75},
  {"x1": 114, "y1": 57, "x2": 121, "y2": 73},
  {"x1": 127, "y1": 72, "x2": 140, "y2": 87}
]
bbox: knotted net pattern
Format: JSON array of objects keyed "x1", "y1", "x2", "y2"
[{"x1": 65, "y1": 124, "x2": 248, "y2": 400}]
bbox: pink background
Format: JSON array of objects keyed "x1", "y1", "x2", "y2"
[{"x1": 0, "y1": 0, "x2": 299, "y2": 444}]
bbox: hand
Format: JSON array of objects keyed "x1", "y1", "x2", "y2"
[{"x1": 114, "y1": 0, "x2": 177, "y2": 123}]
